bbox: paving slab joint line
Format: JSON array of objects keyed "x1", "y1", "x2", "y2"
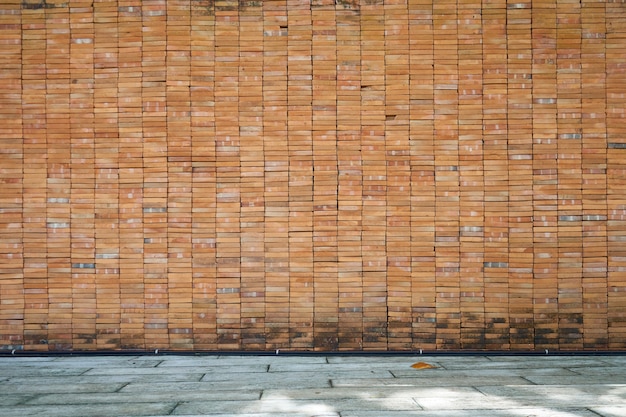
[
  {"x1": 473, "y1": 386, "x2": 494, "y2": 396},
  {"x1": 152, "y1": 360, "x2": 166, "y2": 368},
  {"x1": 410, "y1": 398, "x2": 427, "y2": 411},
  {"x1": 115, "y1": 382, "x2": 131, "y2": 393},
  {"x1": 414, "y1": 397, "x2": 426, "y2": 411},
  {"x1": 563, "y1": 366, "x2": 579, "y2": 376},
  {"x1": 520, "y1": 376, "x2": 538, "y2": 385},
  {"x1": 18, "y1": 395, "x2": 39, "y2": 406},
  {"x1": 587, "y1": 407, "x2": 608, "y2": 417},
  {"x1": 168, "y1": 401, "x2": 182, "y2": 416},
  {"x1": 434, "y1": 361, "x2": 450, "y2": 370}
]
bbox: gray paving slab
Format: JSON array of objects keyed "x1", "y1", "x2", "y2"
[
  {"x1": 171, "y1": 399, "x2": 336, "y2": 415},
  {"x1": 7, "y1": 372, "x2": 204, "y2": 384},
  {"x1": 158, "y1": 354, "x2": 328, "y2": 366},
  {"x1": 84, "y1": 364, "x2": 266, "y2": 376},
  {"x1": 388, "y1": 355, "x2": 491, "y2": 368},
  {"x1": 261, "y1": 386, "x2": 479, "y2": 400},
  {"x1": 439, "y1": 355, "x2": 611, "y2": 370},
  {"x1": 0, "y1": 395, "x2": 36, "y2": 406},
  {"x1": 596, "y1": 355, "x2": 626, "y2": 364},
  {"x1": 341, "y1": 409, "x2": 602, "y2": 417},
  {"x1": 332, "y1": 375, "x2": 533, "y2": 387},
  {"x1": 125, "y1": 376, "x2": 331, "y2": 391},
  {"x1": 120, "y1": 373, "x2": 330, "y2": 392},
  {"x1": 567, "y1": 366, "x2": 626, "y2": 376},
  {"x1": 325, "y1": 355, "x2": 425, "y2": 364},
  {"x1": 51, "y1": 356, "x2": 162, "y2": 367},
  {"x1": 172, "y1": 415, "x2": 339, "y2": 417},
  {"x1": 120, "y1": 380, "x2": 264, "y2": 394},
  {"x1": 0, "y1": 357, "x2": 57, "y2": 365},
  {"x1": 1, "y1": 402, "x2": 177, "y2": 417},
  {"x1": 267, "y1": 360, "x2": 416, "y2": 372},
  {"x1": 158, "y1": 415, "x2": 338, "y2": 417},
  {"x1": 202, "y1": 369, "x2": 393, "y2": 382},
  {"x1": 526, "y1": 375, "x2": 626, "y2": 385},
  {"x1": 477, "y1": 384, "x2": 626, "y2": 399},
  {"x1": 591, "y1": 406, "x2": 626, "y2": 417},
  {"x1": 172, "y1": 397, "x2": 421, "y2": 415},
  {"x1": 391, "y1": 366, "x2": 579, "y2": 378},
  {"x1": 0, "y1": 365, "x2": 92, "y2": 377},
  {"x1": 474, "y1": 386, "x2": 625, "y2": 410},
  {"x1": 484, "y1": 354, "x2": 612, "y2": 363},
  {"x1": 414, "y1": 395, "x2": 550, "y2": 410},
  {"x1": 0, "y1": 380, "x2": 126, "y2": 394},
  {"x1": 25, "y1": 390, "x2": 261, "y2": 405}
]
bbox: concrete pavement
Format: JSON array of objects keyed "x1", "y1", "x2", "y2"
[{"x1": 0, "y1": 353, "x2": 625, "y2": 416}]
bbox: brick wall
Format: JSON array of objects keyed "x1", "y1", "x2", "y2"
[{"x1": 1, "y1": 0, "x2": 625, "y2": 352}]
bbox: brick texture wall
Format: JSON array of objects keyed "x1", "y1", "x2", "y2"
[{"x1": 1, "y1": 0, "x2": 625, "y2": 352}]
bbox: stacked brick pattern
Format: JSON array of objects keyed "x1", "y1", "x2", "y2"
[{"x1": 1, "y1": 0, "x2": 625, "y2": 351}]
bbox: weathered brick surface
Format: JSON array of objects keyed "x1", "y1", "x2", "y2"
[{"x1": 0, "y1": 0, "x2": 624, "y2": 351}]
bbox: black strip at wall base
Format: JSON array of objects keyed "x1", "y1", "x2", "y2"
[{"x1": 1, "y1": 349, "x2": 625, "y2": 357}]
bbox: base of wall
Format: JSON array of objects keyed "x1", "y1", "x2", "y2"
[{"x1": 2, "y1": 349, "x2": 625, "y2": 357}]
